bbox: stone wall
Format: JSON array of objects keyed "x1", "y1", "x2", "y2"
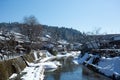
[{"x1": 0, "y1": 53, "x2": 34, "y2": 80}]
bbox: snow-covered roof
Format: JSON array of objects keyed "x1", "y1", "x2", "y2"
[
  {"x1": 0, "y1": 36, "x2": 7, "y2": 40},
  {"x1": 45, "y1": 35, "x2": 51, "y2": 38},
  {"x1": 39, "y1": 50, "x2": 53, "y2": 57},
  {"x1": 0, "y1": 31, "x2": 26, "y2": 43},
  {"x1": 40, "y1": 37, "x2": 49, "y2": 41},
  {"x1": 57, "y1": 40, "x2": 69, "y2": 45},
  {"x1": 112, "y1": 36, "x2": 120, "y2": 41}
]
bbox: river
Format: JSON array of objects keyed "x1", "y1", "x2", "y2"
[{"x1": 44, "y1": 58, "x2": 112, "y2": 80}]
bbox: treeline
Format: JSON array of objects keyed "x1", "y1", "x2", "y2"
[
  {"x1": 0, "y1": 22, "x2": 84, "y2": 43},
  {"x1": 42, "y1": 25, "x2": 83, "y2": 43}
]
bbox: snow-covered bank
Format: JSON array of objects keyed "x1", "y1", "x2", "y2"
[
  {"x1": 9, "y1": 73, "x2": 17, "y2": 80},
  {"x1": 75, "y1": 53, "x2": 120, "y2": 80},
  {"x1": 17, "y1": 61, "x2": 60, "y2": 80},
  {"x1": 40, "y1": 52, "x2": 78, "y2": 62},
  {"x1": 9, "y1": 50, "x2": 80, "y2": 80},
  {"x1": 9, "y1": 62, "x2": 45, "y2": 80},
  {"x1": 21, "y1": 64, "x2": 44, "y2": 80},
  {"x1": 41, "y1": 62, "x2": 58, "y2": 71},
  {"x1": 98, "y1": 57, "x2": 120, "y2": 77}
]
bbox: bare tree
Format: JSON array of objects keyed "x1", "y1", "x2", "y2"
[
  {"x1": 81, "y1": 27, "x2": 102, "y2": 50},
  {"x1": 21, "y1": 15, "x2": 42, "y2": 43},
  {"x1": 24, "y1": 15, "x2": 39, "y2": 26}
]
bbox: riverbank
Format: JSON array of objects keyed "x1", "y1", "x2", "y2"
[
  {"x1": 0, "y1": 52, "x2": 35, "y2": 80},
  {"x1": 1, "y1": 50, "x2": 115, "y2": 80},
  {"x1": 9, "y1": 50, "x2": 79, "y2": 80},
  {"x1": 74, "y1": 53, "x2": 120, "y2": 80},
  {"x1": 44, "y1": 58, "x2": 111, "y2": 80}
]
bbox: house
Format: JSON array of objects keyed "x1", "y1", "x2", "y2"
[
  {"x1": 111, "y1": 36, "x2": 120, "y2": 41},
  {"x1": 109, "y1": 36, "x2": 120, "y2": 48},
  {"x1": 57, "y1": 40, "x2": 69, "y2": 51},
  {"x1": 69, "y1": 43, "x2": 82, "y2": 50},
  {"x1": 86, "y1": 41, "x2": 100, "y2": 49}
]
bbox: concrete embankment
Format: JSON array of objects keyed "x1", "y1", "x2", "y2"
[{"x1": 0, "y1": 53, "x2": 35, "y2": 80}]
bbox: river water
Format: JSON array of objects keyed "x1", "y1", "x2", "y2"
[{"x1": 44, "y1": 58, "x2": 111, "y2": 80}]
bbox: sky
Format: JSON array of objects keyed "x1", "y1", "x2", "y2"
[{"x1": 0, "y1": 0, "x2": 120, "y2": 34}]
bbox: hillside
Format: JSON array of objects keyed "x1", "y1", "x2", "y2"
[{"x1": 0, "y1": 23, "x2": 83, "y2": 43}]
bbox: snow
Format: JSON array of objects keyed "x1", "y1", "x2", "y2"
[
  {"x1": 21, "y1": 61, "x2": 60, "y2": 80},
  {"x1": 40, "y1": 52, "x2": 73, "y2": 62},
  {"x1": 73, "y1": 60, "x2": 79, "y2": 65},
  {"x1": 11, "y1": 31, "x2": 24, "y2": 36},
  {"x1": 56, "y1": 53, "x2": 75, "y2": 59},
  {"x1": 46, "y1": 51, "x2": 53, "y2": 57},
  {"x1": 33, "y1": 51, "x2": 38, "y2": 60},
  {"x1": 87, "y1": 54, "x2": 100, "y2": 64},
  {"x1": 53, "y1": 61, "x2": 62, "y2": 67},
  {"x1": 73, "y1": 53, "x2": 120, "y2": 76},
  {"x1": 9, "y1": 51, "x2": 81, "y2": 80},
  {"x1": 0, "y1": 36, "x2": 5, "y2": 40},
  {"x1": 40, "y1": 52, "x2": 79, "y2": 71},
  {"x1": 75, "y1": 52, "x2": 120, "y2": 78},
  {"x1": 78, "y1": 53, "x2": 90, "y2": 64},
  {"x1": 57, "y1": 40, "x2": 69, "y2": 45},
  {"x1": 39, "y1": 50, "x2": 53, "y2": 58},
  {"x1": 75, "y1": 53, "x2": 95, "y2": 65},
  {"x1": 69, "y1": 51, "x2": 81, "y2": 58},
  {"x1": 113, "y1": 36, "x2": 120, "y2": 41},
  {"x1": 45, "y1": 35, "x2": 51, "y2": 38},
  {"x1": 0, "y1": 35, "x2": 9, "y2": 40},
  {"x1": 87, "y1": 56, "x2": 94, "y2": 64},
  {"x1": 21, "y1": 63, "x2": 44, "y2": 80},
  {"x1": 98, "y1": 57, "x2": 120, "y2": 76},
  {"x1": 41, "y1": 62, "x2": 58, "y2": 71},
  {"x1": 9, "y1": 73, "x2": 17, "y2": 80},
  {"x1": 40, "y1": 37, "x2": 49, "y2": 41},
  {"x1": 27, "y1": 62, "x2": 40, "y2": 67},
  {"x1": 40, "y1": 56, "x2": 56, "y2": 62}
]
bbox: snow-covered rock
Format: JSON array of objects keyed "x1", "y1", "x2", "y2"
[
  {"x1": 53, "y1": 61, "x2": 62, "y2": 67},
  {"x1": 41, "y1": 62, "x2": 58, "y2": 71},
  {"x1": 39, "y1": 50, "x2": 53, "y2": 58},
  {"x1": 9, "y1": 73, "x2": 17, "y2": 80}
]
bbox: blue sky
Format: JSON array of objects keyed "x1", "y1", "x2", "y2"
[{"x1": 0, "y1": 0, "x2": 120, "y2": 34}]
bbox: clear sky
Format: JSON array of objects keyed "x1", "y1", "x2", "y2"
[{"x1": 0, "y1": 0, "x2": 120, "y2": 34}]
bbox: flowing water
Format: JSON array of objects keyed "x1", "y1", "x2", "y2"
[{"x1": 44, "y1": 58, "x2": 111, "y2": 80}]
